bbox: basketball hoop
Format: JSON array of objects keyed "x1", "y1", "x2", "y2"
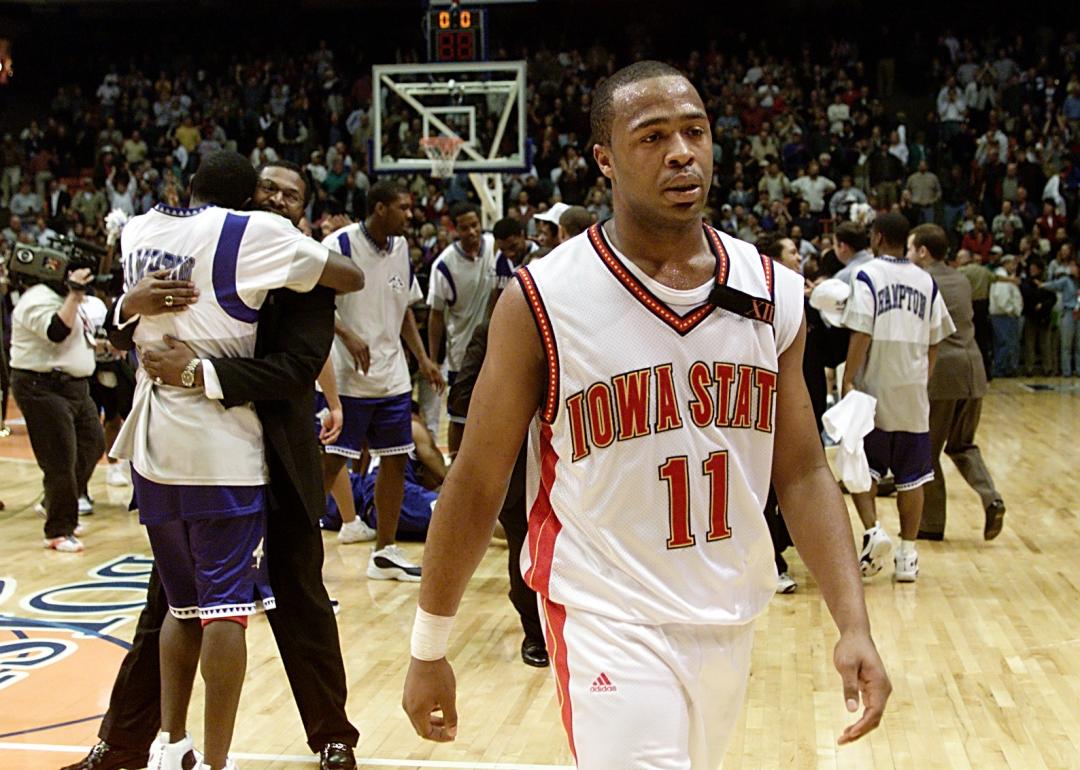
[{"x1": 420, "y1": 136, "x2": 465, "y2": 178}]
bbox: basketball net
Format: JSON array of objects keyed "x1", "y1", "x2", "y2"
[{"x1": 420, "y1": 136, "x2": 465, "y2": 179}]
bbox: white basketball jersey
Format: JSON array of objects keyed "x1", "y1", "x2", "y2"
[
  {"x1": 323, "y1": 223, "x2": 421, "y2": 398},
  {"x1": 111, "y1": 203, "x2": 330, "y2": 486},
  {"x1": 426, "y1": 233, "x2": 498, "y2": 371},
  {"x1": 841, "y1": 255, "x2": 954, "y2": 432},
  {"x1": 518, "y1": 223, "x2": 804, "y2": 626}
]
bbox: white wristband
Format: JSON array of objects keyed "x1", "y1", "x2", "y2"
[{"x1": 411, "y1": 606, "x2": 456, "y2": 661}]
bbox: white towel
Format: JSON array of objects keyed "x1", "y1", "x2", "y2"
[{"x1": 822, "y1": 390, "x2": 877, "y2": 494}]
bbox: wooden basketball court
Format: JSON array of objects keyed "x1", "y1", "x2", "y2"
[{"x1": 1, "y1": 379, "x2": 1078, "y2": 770}]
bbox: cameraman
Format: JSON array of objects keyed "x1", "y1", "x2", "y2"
[{"x1": 9, "y1": 265, "x2": 105, "y2": 552}]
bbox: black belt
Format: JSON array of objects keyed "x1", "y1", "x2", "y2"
[{"x1": 12, "y1": 368, "x2": 91, "y2": 383}]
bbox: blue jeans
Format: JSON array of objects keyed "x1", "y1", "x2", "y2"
[
  {"x1": 1060, "y1": 309, "x2": 1080, "y2": 377},
  {"x1": 991, "y1": 315, "x2": 1020, "y2": 376}
]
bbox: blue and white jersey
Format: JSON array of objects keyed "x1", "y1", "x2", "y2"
[
  {"x1": 323, "y1": 222, "x2": 421, "y2": 398},
  {"x1": 111, "y1": 203, "x2": 330, "y2": 486},
  {"x1": 426, "y1": 233, "x2": 497, "y2": 372},
  {"x1": 841, "y1": 254, "x2": 955, "y2": 432}
]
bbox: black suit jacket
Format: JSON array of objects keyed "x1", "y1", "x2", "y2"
[
  {"x1": 210, "y1": 286, "x2": 335, "y2": 525},
  {"x1": 106, "y1": 285, "x2": 335, "y2": 525}
]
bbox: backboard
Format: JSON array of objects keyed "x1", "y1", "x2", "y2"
[{"x1": 371, "y1": 61, "x2": 527, "y2": 176}]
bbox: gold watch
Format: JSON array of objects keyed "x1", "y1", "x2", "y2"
[{"x1": 180, "y1": 358, "x2": 201, "y2": 388}]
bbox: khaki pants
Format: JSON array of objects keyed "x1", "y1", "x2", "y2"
[{"x1": 921, "y1": 398, "x2": 999, "y2": 534}]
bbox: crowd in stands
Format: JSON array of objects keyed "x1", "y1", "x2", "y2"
[{"x1": 2, "y1": 26, "x2": 1079, "y2": 376}]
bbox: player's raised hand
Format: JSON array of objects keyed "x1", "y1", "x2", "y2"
[
  {"x1": 834, "y1": 629, "x2": 890, "y2": 745},
  {"x1": 402, "y1": 657, "x2": 459, "y2": 743}
]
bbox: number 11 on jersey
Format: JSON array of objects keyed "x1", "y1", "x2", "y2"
[{"x1": 658, "y1": 451, "x2": 731, "y2": 550}]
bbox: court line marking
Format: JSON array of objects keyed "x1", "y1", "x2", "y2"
[{"x1": 0, "y1": 742, "x2": 574, "y2": 769}]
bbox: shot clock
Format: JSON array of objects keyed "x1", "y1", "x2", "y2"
[{"x1": 426, "y1": 5, "x2": 488, "y2": 62}]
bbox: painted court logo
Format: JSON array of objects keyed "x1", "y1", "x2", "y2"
[{"x1": 590, "y1": 672, "x2": 617, "y2": 693}]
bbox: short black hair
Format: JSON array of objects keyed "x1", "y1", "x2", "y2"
[
  {"x1": 369, "y1": 180, "x2": 408, "y2": 211},
  {"x1": 910, "y1": 223, "x2": 948, "y2": 261},
  {"x1": 492, "y1": 217, "x2": 523, "y2": 240},
  {"x1": 834, "y1": 221, "x2": 869, "y2": 251},
  {"x1": 257, "y1": 159, "x2": 314, "y2": 208},
  {"x1": 590, "y1": 60, "x2": 687, "y2": 146},
  {"x1": 193, "y1": 150, "x2": 259, "y2": 209},
  {"x1": 872, "y1": 212, "x2": 910, "y2": 251},
  {"x1": 755, "y1": 232, "x2": 786, "y2": 261},
  {"x1": 559, "y1": 205, "x2": 593, "y2": 238},
  {"x1": 449, "y1": 201, "x2": 480, "y2": 224}
]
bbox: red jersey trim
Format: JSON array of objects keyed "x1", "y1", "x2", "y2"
[
  {"x1": 515, "y1": 267, "x2": 560, "y2": 424},
  {"x1": 523, "y1": 424, "x2": 560, "y2": 595},
  {"x1": 586, "y1": 222, "x2": 730, "y2": 336}
]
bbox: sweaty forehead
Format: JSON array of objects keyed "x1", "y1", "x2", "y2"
[
  {"x1": 260, "y1": 166, "x2": 303, "y2": 195},
  {"x1": 612, "y1": 76, "x2": 705, "y2": 125}
]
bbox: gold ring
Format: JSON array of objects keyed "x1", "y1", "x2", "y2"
[{"x1": 164, "y1": 295, "x2": 175, "y2": 307}]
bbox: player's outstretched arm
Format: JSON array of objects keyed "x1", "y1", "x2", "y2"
[
  {"x1": 317, "y1": 251, "x2": 364, "y2": 293},
  {"x1": 403, "y1": 282, "x2": 544, "y2": 743},
  {"x1": 771, "y1": 319, "x2": 891, "y2": 744}
]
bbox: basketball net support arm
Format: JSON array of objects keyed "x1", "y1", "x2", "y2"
[{"x1": 375, "y1": 69, "x2": 523, "y2": 229}]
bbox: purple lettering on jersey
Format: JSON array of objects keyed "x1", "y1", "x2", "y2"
[
  {"x1": 212, "y1": 213, "x2": 258, "y2": 323},
  {"x1": 124, "y1": 248, "x2": 195, "y2": 285}
]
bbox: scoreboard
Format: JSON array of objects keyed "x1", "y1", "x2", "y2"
[{"x1": 426, "y1": 6, "x2": 488, "y2": 62}]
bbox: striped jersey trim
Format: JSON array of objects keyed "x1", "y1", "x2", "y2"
[
  {"x1": 516, "y1": 267, "x2": 560, "y2": 425},
  {"x1": 586, "y1": 222, "x2": 729, "y2": 336}
]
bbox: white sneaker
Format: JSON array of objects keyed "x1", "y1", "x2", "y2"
[
  {"x1": 895, "y1": 550, "x2": 919, "y2": 582},
  {"x1": 106, "y1": 463, "x2": 131, "y2": 486},
  {"x1": 35, "y1": 502, "x2": 46, "y2": 518},
  {"x1": 859, "y1": 524, "x2": 893, "y2": 577},
  {"x1": 148, "y1": 731, "x2": 200, "y2": 770},
  {"x1": 75, "y1": 518, "x2": 88, "y2": 536},
  {"x1": 194, "y1": 759, "x2": 237, "y2": 770},
  {"x1": 78, "y1": 495, "x2": 94, "y2": 515},
  {"x1": 337, "y1": 517, "x2": 376, "y2": 544},
  {"x1": 777, "y1": 572, "x2": 798, "y2": 594},
  {"x1": 367, "y1": 544, "x2": 422, "y2": 582},
  {"x1": 43, "y1": 535, "x2": 84, "y2": 553}
]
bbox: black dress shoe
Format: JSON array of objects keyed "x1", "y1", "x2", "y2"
[
  {"x1": 916, "y1": 529, "x2": 944, "y2": 541},
  {"x1": 521, "y1": 638, "x2": 549, "y2": 667},
  {"x1": 60, "y1": 742, "x2": 149, "y2": 770},
  {"x1": 984, "y1": 499, "x2": 1006, "y2": 540},
  {"x1": 320, "y1": 742, "x2": 357, "y2": 770}
]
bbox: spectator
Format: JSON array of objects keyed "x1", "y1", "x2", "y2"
[
  {"x1": 960, "y1": 216, "x2": 993, "y2": 259},
  {"x1": 1040, "y1": 260, "x2": 1080, "y2": 377},
  {"x1": 791, "y1": 160, "x2": 836, "y2": 215},
  {"x1": 1020, "y1": 260, "x2": 1056, "y2": 375},
  {"x1": 989, "y1": 255, "x2": 1023, "y2": 377},
  {"x1": 906, "y1": 160, "x2": 941, "y2": 224},
  {"x1": 829, "y1": 175, "x2": 867, "y2": 221},
  {"x1": 9, "y1": 180, "x2": 43, "y2": 218}
]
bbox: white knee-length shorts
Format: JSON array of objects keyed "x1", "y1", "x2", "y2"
[{"x1": 540, "y1": 597, "x2": 756, "y2": 770}]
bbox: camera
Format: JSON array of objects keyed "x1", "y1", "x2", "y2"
[{"x1": 2, "y1": 235, "x2": 109, "y2": 293}]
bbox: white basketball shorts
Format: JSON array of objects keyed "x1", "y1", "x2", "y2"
[{"x1": 540, "y1": 597, "x2": 756, "y2": 769}]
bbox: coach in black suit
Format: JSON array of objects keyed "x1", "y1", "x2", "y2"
[{"x1": 63, "y1": 162, "x2": 360, "y2": 770}]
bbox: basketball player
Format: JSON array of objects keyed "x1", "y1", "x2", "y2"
[
  {"x1": 842, "y1": 213, "x2": 954, "y2": 583},
  {"x1": 110, "y1": 151, "x2": 362, "y2": 770},
  {"x1": 403, "y1": 62, "x2": 890, "y2": 768},
  {"x1": 318, "y1": 180, "x2": 444, "y2": 580},
  {"x1": 63, "y1": 161, "x2": 363, "y2": 770},
  {"x1": 426, "y1": 202, "x2": 497, "y2": 456}
]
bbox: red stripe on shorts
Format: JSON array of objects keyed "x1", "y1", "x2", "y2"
[{"x1": 541, "y1": 596, "x2": 576, "y2": 763}]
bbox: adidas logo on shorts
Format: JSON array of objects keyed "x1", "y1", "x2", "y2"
[{"x1": 589, "y1": 672, "x2": 617, "y2": 693}]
